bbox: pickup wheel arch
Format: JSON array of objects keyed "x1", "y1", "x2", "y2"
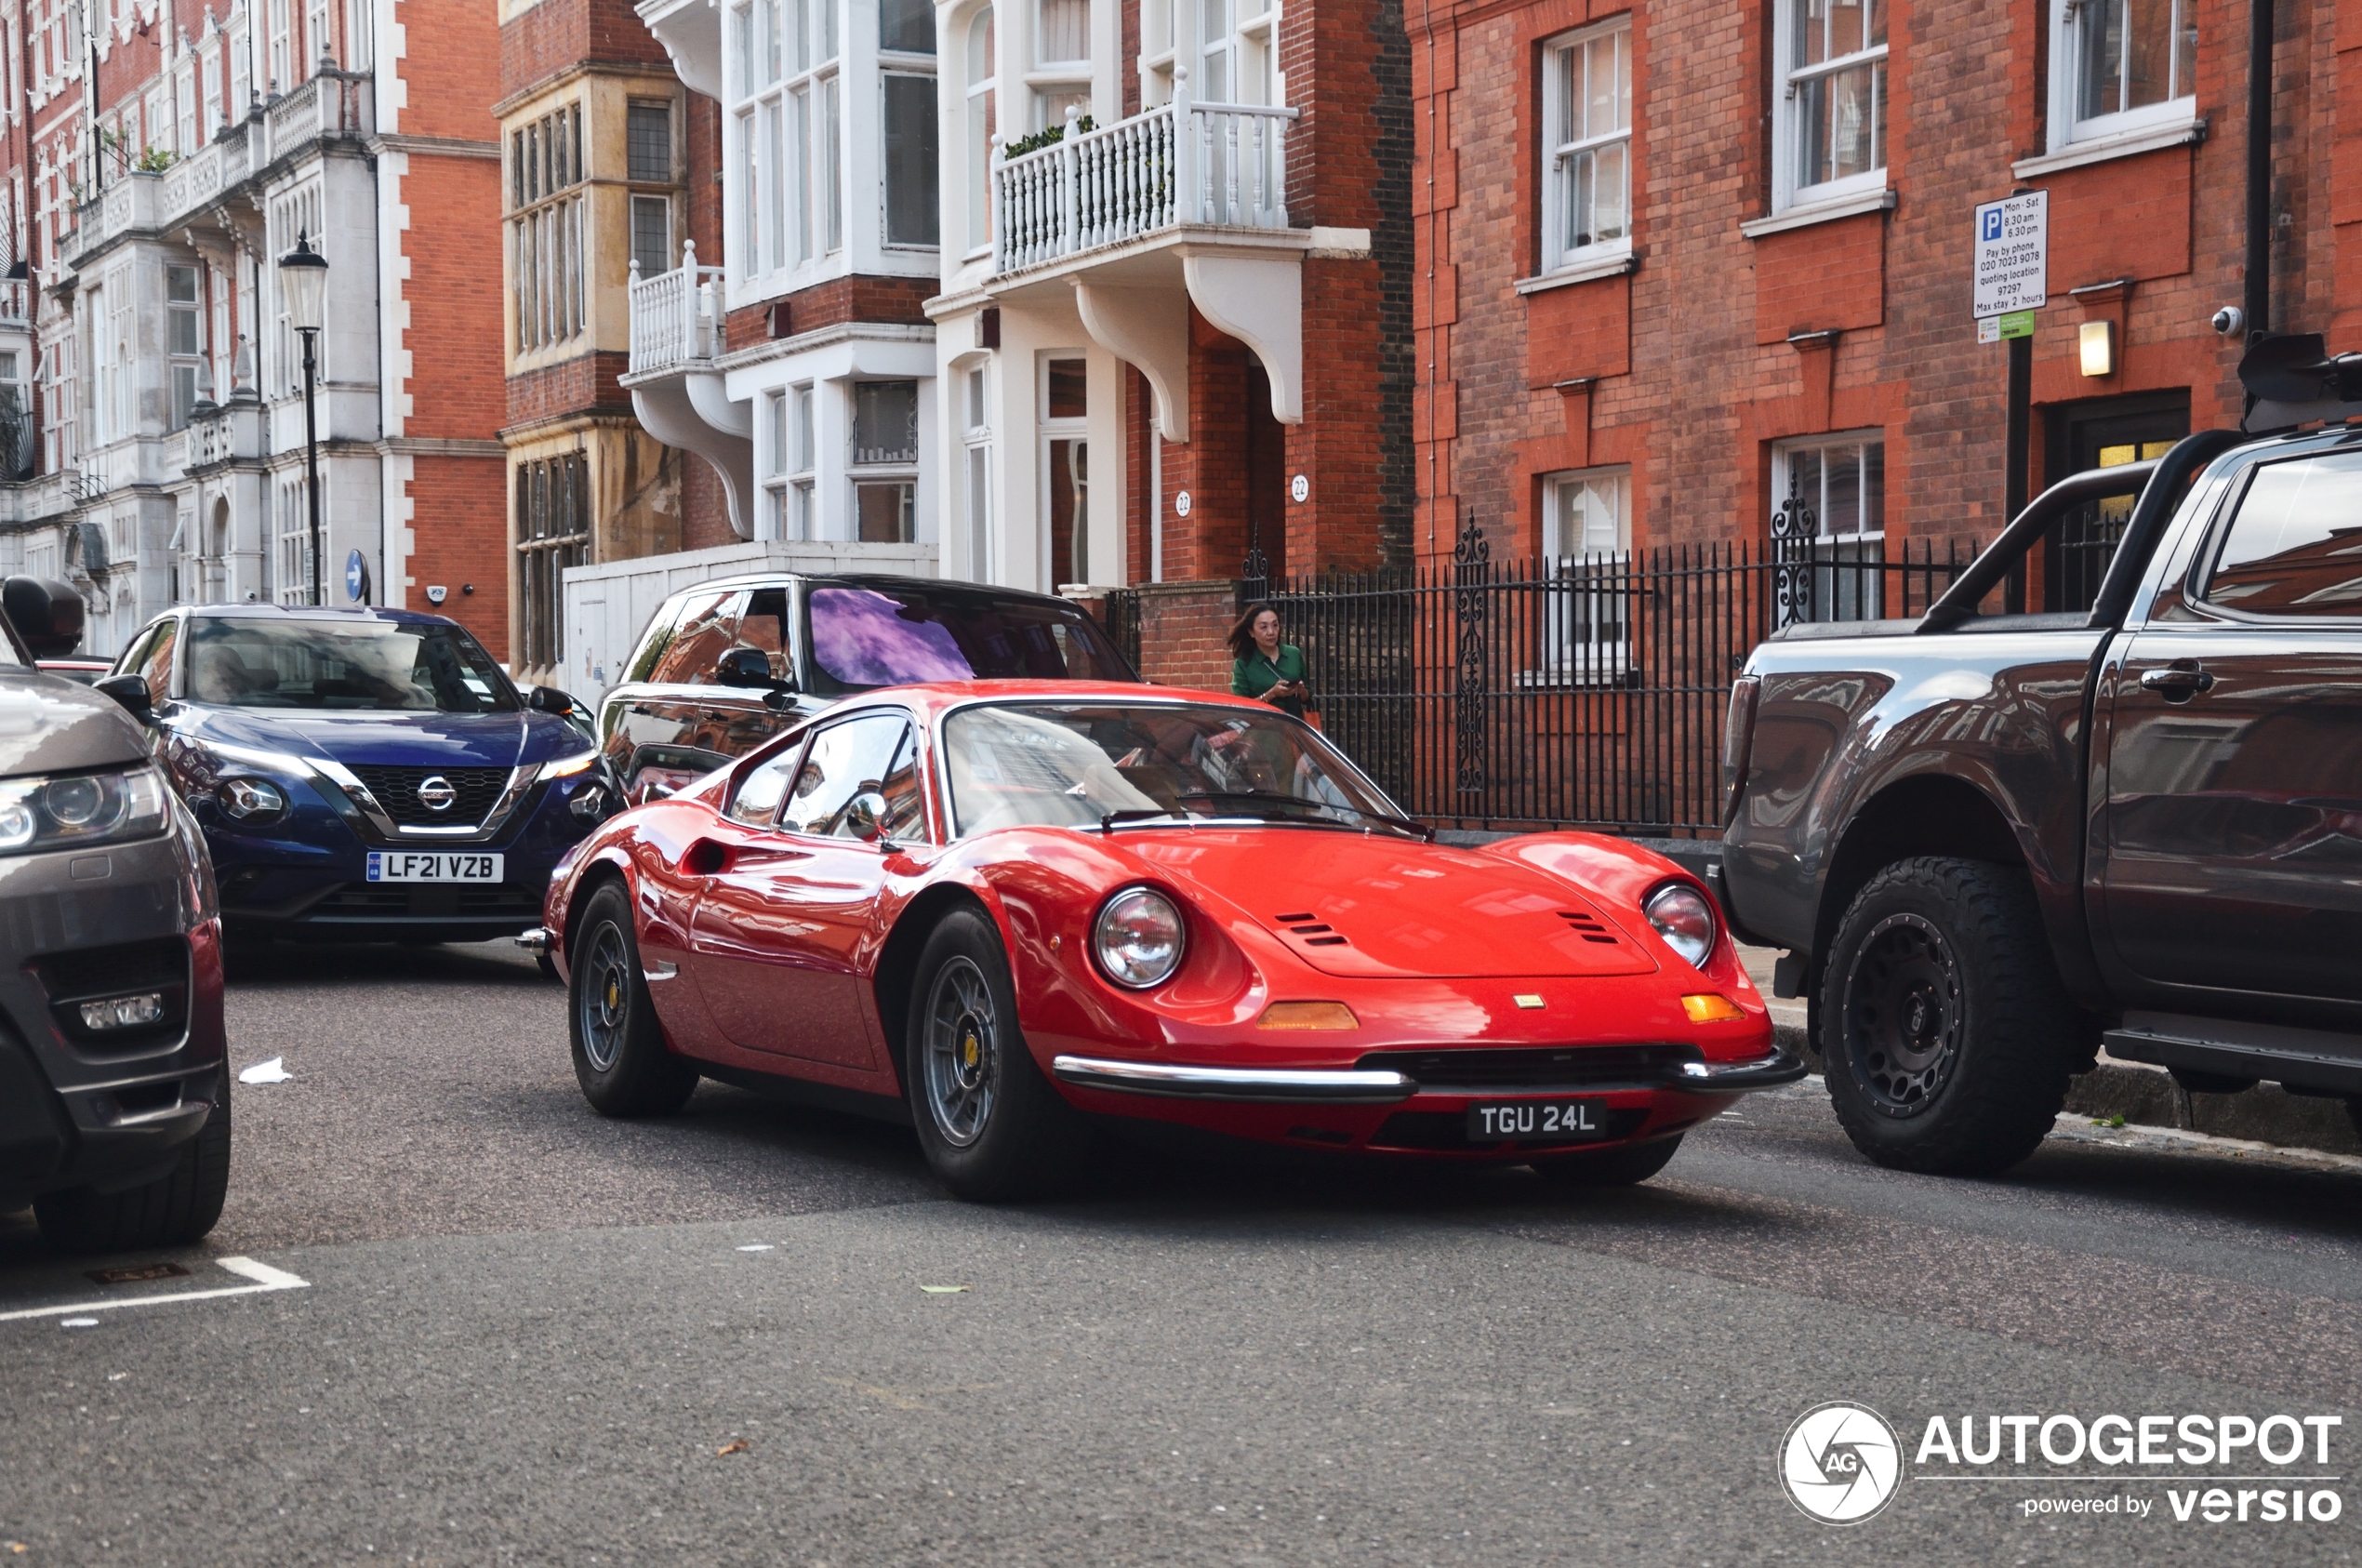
[{"x1": 1813, "y1": 775, "x2": 2024, "y2": 980}]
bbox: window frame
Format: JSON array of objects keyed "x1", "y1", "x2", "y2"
[
  {"x1": 507, "y1": 100, "x2": 588, "y2": 358},
  {"x1": 2046, "y1": 0, "x2": 2197, "y2": 153},
  {"x1": 1537, "y1": 17, "x2": 1633, "y2": 277},
  {"x1": 1769, "y1": 0, "x2": 1889, "y2": 215},
  {"x1": 1770, "y1": 429, "x2": 1889, "y2": 626},
  {"x1": 730, "y1": 0, "x2": 843, "y2": 286},
  {"x1": 513, "y1": 452, "x2": 592, "y2": 671}
]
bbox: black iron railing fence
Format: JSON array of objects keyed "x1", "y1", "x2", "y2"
[{"x1": 1106, "y1": 524, "x2": 1982, "y2": 834}]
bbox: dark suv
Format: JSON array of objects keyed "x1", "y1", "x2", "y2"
[
  {"x1": 598, "y1": 573, "x2": 1135, "y2": 802},
  {"x1": 0, "y1": 578, "x2": 231, "y2": 1252}
]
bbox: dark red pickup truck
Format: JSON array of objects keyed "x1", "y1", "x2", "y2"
[{"x1": 1719, "y1": 338, "x2": 2362, "y2": 1175}]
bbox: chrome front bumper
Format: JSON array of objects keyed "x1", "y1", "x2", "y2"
[
  {"x1": 1049, "y1": 1044, "x2": 1808, "y2": 1104},
  {"x1": 1051, "y1": 1056, "x2": 1416, "y2": 1104}
]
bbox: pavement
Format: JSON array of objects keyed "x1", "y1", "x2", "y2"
[
  {"x1": 0, "y1": 941, "x2": 2357, "y2": 1565},
  {"x1": 1735, "y1": 945, "x2": 2362, "y2": 1159}
]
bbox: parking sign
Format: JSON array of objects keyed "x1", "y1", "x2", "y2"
[{"x1": 1971, "y1": 191, "x2": 2047, "y2": 321}]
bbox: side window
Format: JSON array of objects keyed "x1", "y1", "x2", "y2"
[
  {"x1": 648, "y1": 591, "x2": 747, "y2": 684},
  {"x1": 776, "y1": 714, "x2": 914, "y2": 838},
  {"x1": 2205, "y1": 452, "x2": 2362, "y2": 618},
  {"x1": 726, "y1": 733, "x2": 809, "y2": 825},
  {"x1": 623, "y1": 592, "x2": 691, "y2": 684},
  {"x1": 114, "y1": 623, "x2": 160, "y2": 681},
  {"x1": 734, "y1": 586, "x2": 790, "y2": 683},
  {"x1": 138, "y1": 619, "x2": 179, "y2": 704},
  {"x1": 876, "y1": 725, "x2": 926, "y2": 840}
]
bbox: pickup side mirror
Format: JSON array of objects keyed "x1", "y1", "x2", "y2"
[
  {"x1": 3, "y1": 577, "x2": 86, "y2": 658},
  {"x1": 713, "y1": 647, "x2": 792, "y2": 691},
  {"x1": 94, "y1": 673, "x2": 154, "y2": 724}
]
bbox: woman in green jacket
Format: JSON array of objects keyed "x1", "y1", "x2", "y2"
[{"x1": 1228, "y1": 602, "x2": 1307, "y2": 718}]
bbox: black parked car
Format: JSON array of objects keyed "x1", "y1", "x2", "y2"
[
  {"x1": 597, "y1": 573, "x2": 1136, "y2": 802},
  {"x1": 0, "y1": 578, "x2": 232, "y2": 1252}
]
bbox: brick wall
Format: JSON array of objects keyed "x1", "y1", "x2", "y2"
[
  {"x1": 506, "y1": 352, "x2": 635, "y2": 430},
  {"x1": 1416, "y1": 0, "x2": 2337, "y2": 570},
  {"x1": 721, "y1": 272, "x2": 938, "y2": 352},
  {"x1": 408, "y1": 452, "x2": 511, "y2": 648},
  {"x1": 501, "y1": 0, "x2": 672, "y2": 91},
  {"x1": 1132, "y1": 579, "x2": 1241, "y2": 697}
]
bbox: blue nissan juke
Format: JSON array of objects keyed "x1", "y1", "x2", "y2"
[{"x1": 96, "y1": 605, "x2": 607, "y2": 945}]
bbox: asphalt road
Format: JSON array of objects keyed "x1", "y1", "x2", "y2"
[{"x1": 2, "y1": 941, "x2": 2358, "y2": 1565}]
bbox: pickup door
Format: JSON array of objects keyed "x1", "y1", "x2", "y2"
[{"x1": 2101, "y1": 445, "x2": 2362, "y2": 1006}]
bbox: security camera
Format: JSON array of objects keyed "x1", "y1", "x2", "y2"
[{"x1": 2211, "y1": 305, "x2": 2245, "y2": 337}]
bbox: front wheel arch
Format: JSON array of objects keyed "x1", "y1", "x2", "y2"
[{"x1": 873, "y1": 884, "x2": 1002, "y2": 1096}]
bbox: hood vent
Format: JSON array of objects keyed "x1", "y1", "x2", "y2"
[
  {"x1": 1275, "y1": 913, "x2": 1349, "y2": 948},
  {"x1": 1559, "y1": 910, "x2": 1619, "y2": 946}
]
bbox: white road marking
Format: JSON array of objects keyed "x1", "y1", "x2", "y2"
[{"x1": 0, "y1": 1256, "x2": 310, "y2": 1324}]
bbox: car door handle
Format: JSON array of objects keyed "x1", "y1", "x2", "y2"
[{"x1": 2139, "y1": 661, "x2": 2216, "y2": 699}]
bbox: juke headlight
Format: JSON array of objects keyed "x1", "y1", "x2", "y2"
[
  {"x1": 0, "y1": 766, "x2": 171, "y2": 855},
  {"x1": 1643, "y1": 883, "x2": 1717, "y2": 969},
  {"x1": 1094, "y1": 886, "x2": 1188, "y2": 990}
]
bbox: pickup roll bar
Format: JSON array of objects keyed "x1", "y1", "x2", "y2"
[{"x1": 1915, "y1": 429, "x2": 2245, "y2": 634}]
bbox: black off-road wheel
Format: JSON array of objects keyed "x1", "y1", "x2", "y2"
[
  {"x1": 35, "y1": 1070, "x2": 232, "y2": 1254},
  {"x1": 1820, "y1": 857, "x2": 2076, "y2": 1176},
  {"x1": 568, "y1": 882, "x2": 698, "y2": 1117},
  {"x1": 1531, "y1": 1132, "x2": 1684, "y2": 1189},
  {"x1": 904, "y1": 909, "x2": 1089, "y2": 1202}
]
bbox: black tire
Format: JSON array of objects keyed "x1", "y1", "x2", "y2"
[
  {"x1": 568, "y1": 882, "x2": 698, "y2": 1117},
  {"x1": 903, "y1": 909, "x2": 1089, "y2": 1201},
  {"x1": 35, "y1": 1069, "x2": 232, "y2": 1254},
  {"x1": 1820, "y1": 857, "x2": 2076, "y2": 1176},
  {"x1": 1531, "y1": 1133, "x2": 1683, "y2": 1189}
]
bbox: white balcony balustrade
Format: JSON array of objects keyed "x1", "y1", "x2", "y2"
[
  {"x1": 992, "y1": 76, "x2": 1297, "y2": 277},
  {"x1": 628, "y1": 242, "x2": 725, "y2": 377}
]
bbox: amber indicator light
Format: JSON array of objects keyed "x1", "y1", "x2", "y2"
[{"x1": 1680, "y1": 993, "x2": 1747, "y2": 1024}]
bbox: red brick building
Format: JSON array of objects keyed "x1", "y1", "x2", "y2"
[
  {"x1": 1414, "y1": 0, "x2": 2360, "y2": 604},
  {"x1": 498, "y1": 0, "x2": 729, "y2": 681},
  {"x1": 0, "y1": 0, "x2": 511, "y2": 657}
]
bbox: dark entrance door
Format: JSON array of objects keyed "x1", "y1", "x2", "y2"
[
  {"x1": 2041, "y1": 391, "x2": 2189, "y2": 612},
  {"x1": 1245, "y1": 361, "x2": 1286, "y2": 585}
]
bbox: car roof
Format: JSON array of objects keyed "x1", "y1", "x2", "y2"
[
  {"x1": 811, "y1": 680, "x2": 1275, "y2": 724},
  {"x1": 170, "y1": 603, "x2": 464, "y2": 630},
  {"x1": 670, "y1": 571, "x2": 1090, "y2": 610}
]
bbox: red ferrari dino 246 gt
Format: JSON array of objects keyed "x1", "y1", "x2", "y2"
[{"x1": 537, "y1": 681, "x2": 1804, "y2": 1197}]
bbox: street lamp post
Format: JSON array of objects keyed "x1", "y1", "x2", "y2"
[{"x1": 277, "y1": 232, "x2": 329, "y2": 605}]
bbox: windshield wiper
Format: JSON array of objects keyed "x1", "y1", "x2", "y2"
[{"x1": 1177, "y1": 791, "x2": 1435, "y2": 841}]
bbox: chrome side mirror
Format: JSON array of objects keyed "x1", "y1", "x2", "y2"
[{"x1": 842, "y1": 790, "x2": 891, "y2": 844}]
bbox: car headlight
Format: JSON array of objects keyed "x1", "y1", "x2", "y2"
[
  {"x1": 0, "y1": 766, "x2": 170, "y2": 855},
  {"x1": 1643, "y1": 883, "x2": 1717, "y2": 968},
  {"x1": 542, "y1": 749, "x2": 602, "y2": 780},
  {"x1": 1094, "y1": 886, "x2": 1188, "y2": 990},
  {"x1": 218, "y1": 777, "x2": 289, "y2": 824}
]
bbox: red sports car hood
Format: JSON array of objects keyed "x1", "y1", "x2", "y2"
[{"x1": 1117, "y1": 831, "x2": 1660, "y2": 980}]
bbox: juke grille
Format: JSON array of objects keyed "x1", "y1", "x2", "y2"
[{"x1": 343, "y1": 765, "x2": 511, "y2": 827}]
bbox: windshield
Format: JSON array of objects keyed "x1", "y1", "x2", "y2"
[
  {"x1": 186, "y1": 617, "x2": 517, "y2": 712},
  {"x1": 806, "y1": 586, "x2": 1135, "y2": 696},
  {"x1": 944, "y1": 702, "x2": 1411, "y2": 838}
]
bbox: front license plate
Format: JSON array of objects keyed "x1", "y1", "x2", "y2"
[
  {"x1": 365, "y1": 852, "x2": 504, "y2": 884},
  {"x1": 1466, "y1": 1098, "x2": 1612, "y2": 1143}
]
